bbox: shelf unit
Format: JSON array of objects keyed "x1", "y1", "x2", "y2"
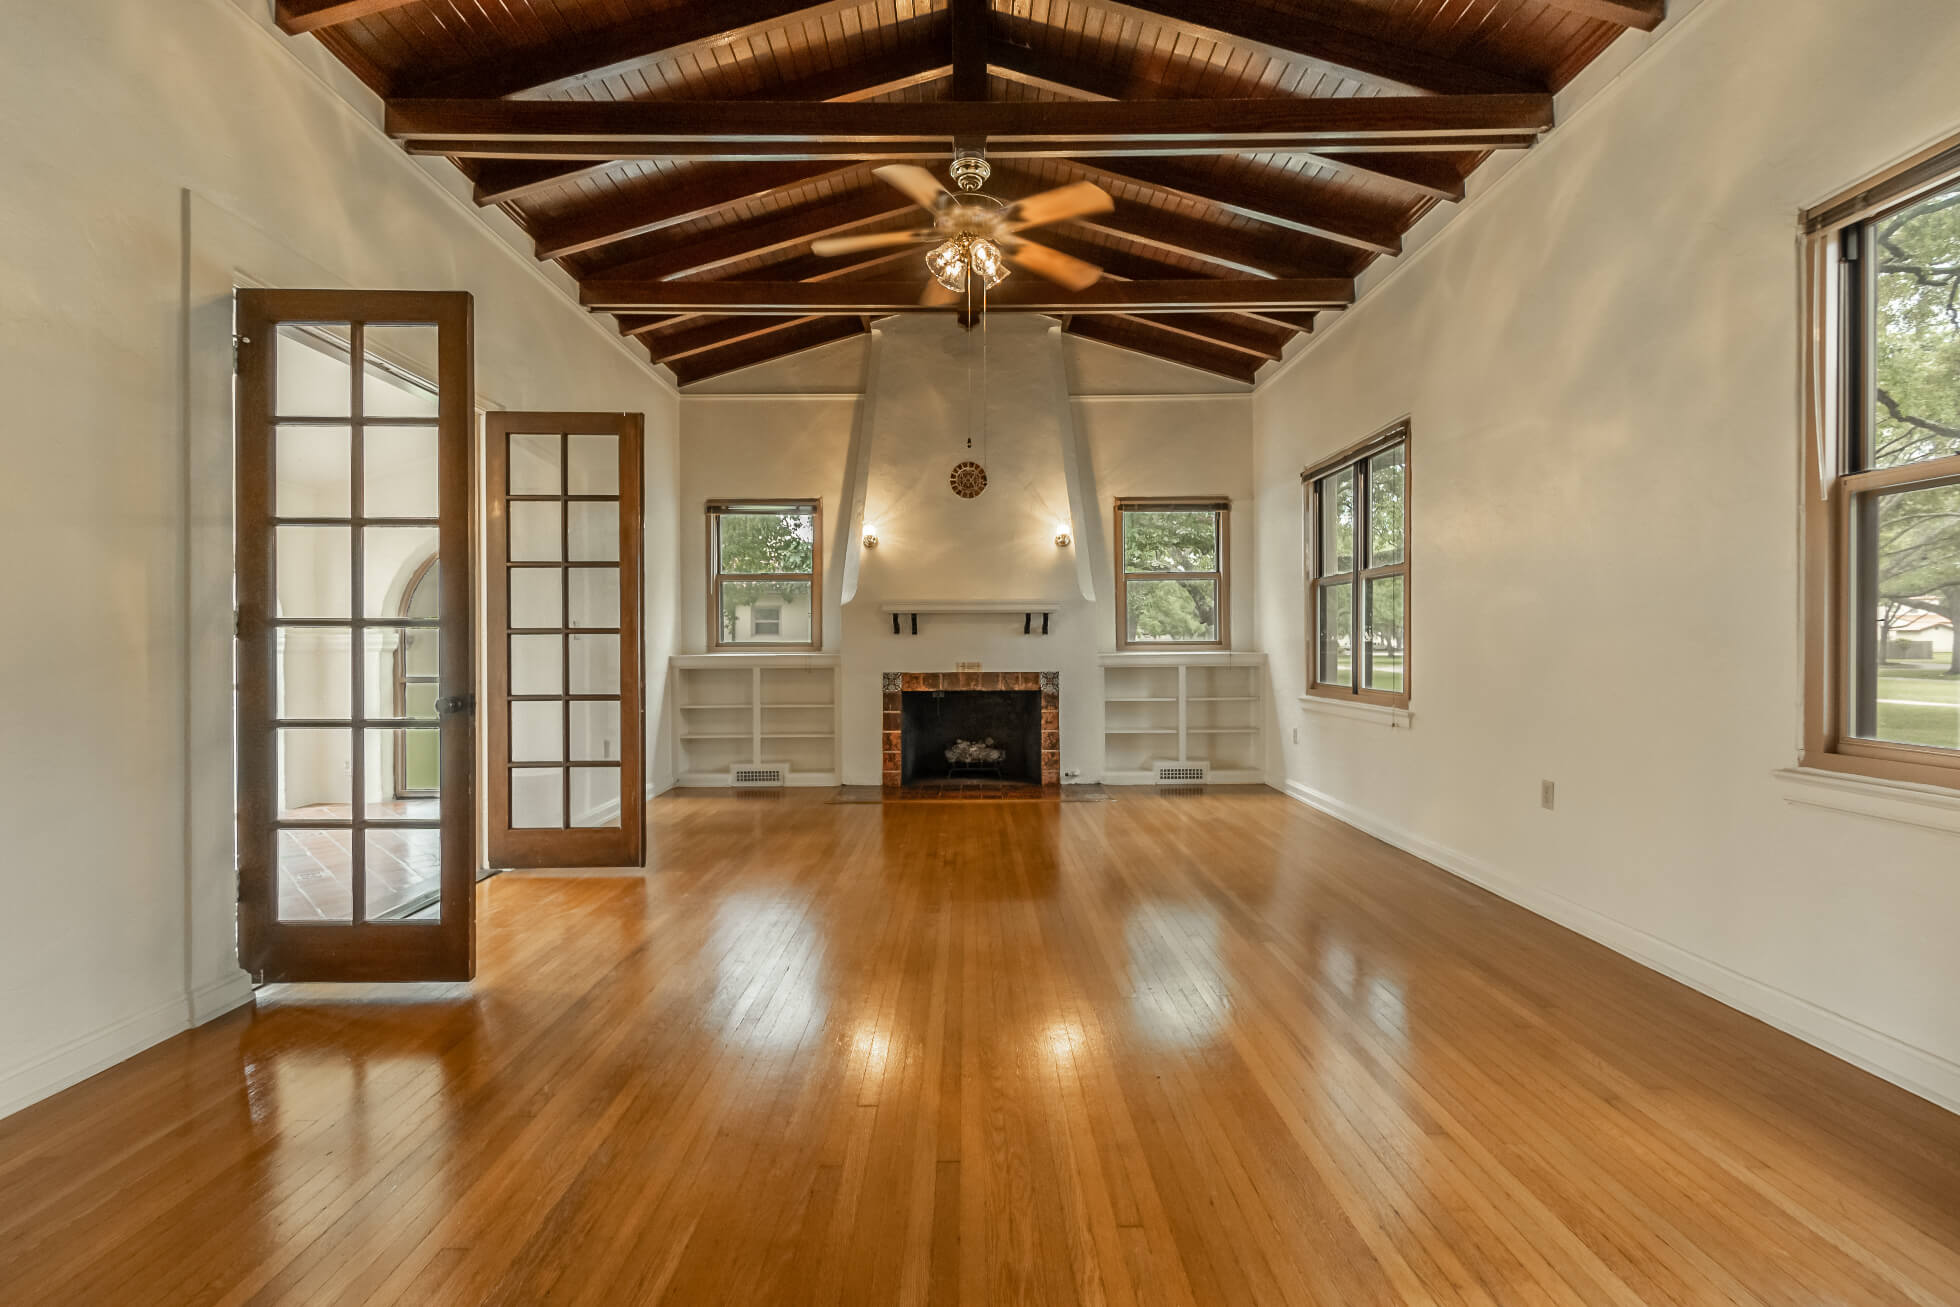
[
  {"x1": 672, "y1": 654, "x2": 840, "y2": 786},
  {"x1": 1100, "y1": 652, "x2": 1266, "y2": 785}
]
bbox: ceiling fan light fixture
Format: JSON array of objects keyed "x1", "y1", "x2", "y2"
[{"x1": 927, "y1": 234, "x2": 1011, "y2": 293}]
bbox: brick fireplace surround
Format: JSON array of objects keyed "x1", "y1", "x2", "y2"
[{"x1": 882, "y1": 671, "x2": 1061, "y2": 788}]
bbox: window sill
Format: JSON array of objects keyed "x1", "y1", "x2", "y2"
[
  {"x1": 1298, "y1": 696, "x2": 1412, "y2": 729},
  {"x1": 1771, "y1": 767, "x2": 1960, "y2": 837}
]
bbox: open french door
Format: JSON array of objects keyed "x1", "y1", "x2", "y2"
[
  {"x1": 235, "y1": 289, "x2": 477, "y2": 982},
  {"x1": 485, "y1": 412, "x2": 646, "y2": 869}
]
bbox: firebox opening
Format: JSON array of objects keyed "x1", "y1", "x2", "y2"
[{"x1": 900, "y1": 690, "x2": 1042, "y2": 786}]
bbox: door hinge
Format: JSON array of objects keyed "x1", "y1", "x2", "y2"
[{"x1": 437, "y1": 693, "x2": 477, "y2": 716}]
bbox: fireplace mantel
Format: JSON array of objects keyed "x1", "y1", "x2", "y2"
[{"x1": 878, "y1": 599, "x2": 1064, "y2": 636}]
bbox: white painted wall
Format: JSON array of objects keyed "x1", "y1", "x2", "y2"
[
  {"x1": 1253, "y1": 0, "x2": 1960, "y2": 1110},
  {"x1": 0, "y1": 0, "x2": 681, "y2": 1118},
  {"x1": 678, "y1": 318, "x2": 1254, "y2": 784}
]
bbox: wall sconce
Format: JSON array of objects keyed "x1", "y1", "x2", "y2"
[
  {"x1": 1054, "y1": 522, "x2": 1073, "y2": 548},
  {"x1": 862, "y1": 523, "x2": 880, "y2": 549}
]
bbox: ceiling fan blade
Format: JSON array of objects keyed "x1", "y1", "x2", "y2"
[
  {"x1": 810, "y1": 230, "x2": 936, "y2": 256},
  {"x1": 874, "y1": 164, "x2": 953, "y2": 214},
  {"x1": 1006, "y1": 239, "x2": 1104, "y2": 292},
  {"x1": 1002, "y1": 181, "x2": 1114, "y2": 231},
  {"x1": 919, "y1": 280, "x2": 963, "y2": 308}
]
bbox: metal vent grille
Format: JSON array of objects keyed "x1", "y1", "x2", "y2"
[
  {"x1": 1153, "y1": 762, "x2": 1210, "y2": 784},
  {"x1": 730, "y1": 764, "x2": 788, "y2": 788}
]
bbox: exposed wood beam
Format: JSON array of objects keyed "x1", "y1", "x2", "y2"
[
  {"x1": 1081, "y1": 157, "x2": 1403, "y2": 257},
  {"x1": 983, "y1": 42, "x2": 1466, "y2": 202},
  {"x1": 585, "y1": 191, "x2": 918, "y2": 283},
  {"x1": 1110, "y1": 313, "x2": 1284, "y2": 360},
  {"x1": 667, "y1": 318, "x2": 867, "y2": 386},
  {"x1": 387, "y1": 96, "x2": 1555, "y2": 161},
  {"x1": 1021, "y1": 189, "x2": 1353, "y2": 279},
  {"x1": 1064, "y1": 317, "x2": 1260, "y2": 383},
  {"x1": 530, "y1": 163, "x2": 860, "y2": 261},
  {"x1": 645, "y1": 316, "x2": 827, "y2": 365},
  {"x1": 618, "y1": 248, "x2": 919, "y2": 337},
  {"x1": 1533, "y1": 0, "x2": 1665, "y2": 30},
  {"x1": 274, "y1": 0, "x2": 418, "y2": 35},
  {"x1": 581, "y1": 278, "x2": 1354, "y2": 315},
  {"x1": 408, "y1": 0, "x2": 881, "y2": 100},
  {"x1": 951, "y1": 0, "x2": 989, "y2": 101},
  {"x1": 468, "y1": 48, "x2": 952, "y2": 208},
  {"x1": 1092, "y1": 0, "x2": 1538, "y2": 96}
]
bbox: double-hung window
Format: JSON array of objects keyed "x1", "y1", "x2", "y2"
[
  {"x1": 707, "y1": 500, "x2": 821, "y2": 650},
  {"x1": 1803, "y1": 149, "x2": 1960, "y2": 786},
  {"x1": 1305, "y1": 423, "x2": 1409, "y2": 708},
  {"x1": 1115, "y1": 498, "x2": 1230, "y2": 650}
]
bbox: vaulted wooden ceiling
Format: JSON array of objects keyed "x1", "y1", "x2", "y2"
[{"x1": 279, "y1": 0, "x2": 1661, "y2": 384}]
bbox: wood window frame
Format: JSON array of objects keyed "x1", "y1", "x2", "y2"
[
  {"x1": 1114, "y1": 497, "x2": 1232, "y2": 652},
  {"x1": 707, "y1": 498, "x2": 823, "y2": 651},
  {"x1": 1801, "y1": 141, "x2": 1960, "y2": 790},
  {"x1": 1303, "y1": 421, "x2": 1412, "y2": 710},
  {"x1": 392, "y1": 551, "x2": 440, "y2": 800}
]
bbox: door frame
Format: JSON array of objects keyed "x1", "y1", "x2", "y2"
[{"x1": 235, "y1": 288, "x2": 477, "y2": 982}]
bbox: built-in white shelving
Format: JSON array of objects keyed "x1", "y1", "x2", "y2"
[
  {"x1": 671, "y1": 654, "x2": 840, "y2": 786},
  {"x1": 1100, "y1": 652, "x2": 1266, "y2": 785}
]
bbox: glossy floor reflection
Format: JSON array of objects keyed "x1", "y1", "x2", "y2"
[{"x1": 3, "y1": 789, "x2": 1959, "y2": 1305}]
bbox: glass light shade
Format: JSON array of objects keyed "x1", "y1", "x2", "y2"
[
  {"x1": 927, "y1": 239, "x2": 969, "y2": 292},
  {"x1": 968, "y1": 237, "x2": 1009, "y2": 288},
  {"x1": 926, "y1": 234, "x2": 1011, "y2": 292}
]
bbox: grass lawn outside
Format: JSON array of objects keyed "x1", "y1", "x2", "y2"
[{"x1": 1875, "y1": 659, "x2": 1960, "y2": 749}]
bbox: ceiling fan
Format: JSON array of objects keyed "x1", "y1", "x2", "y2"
[{"x1": 810, "y1": 155, "x2": 1114, "y2": 305}]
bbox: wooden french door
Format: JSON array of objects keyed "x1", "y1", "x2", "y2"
[
  {"x1": 235, "y1": 289, "x2": 477, "y2": 982},
  {"x1": 485, "y1": 413, "x2": 646, "y2": 869}
]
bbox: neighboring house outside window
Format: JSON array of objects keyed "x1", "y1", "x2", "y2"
[
  {"x1": 1114, "y1": 498, "x2": 1230, "y2": 650},
  {"x1": 1802, "y1": 145, "x2": 1960, "y2": 788},
  {"x1": 1304, "y1": 421, "x2": 1410, "y2": 709},
  {"x1": 707, "y1": 500, "x2": 821, "y2": 650}
]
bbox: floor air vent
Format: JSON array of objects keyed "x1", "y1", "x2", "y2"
[
  {"x1": 1153, "y1": 761, "x2": 1210, "y2": 784},
  {"x1": 730, "y1": 763, "x2": 788, "y2": 788}
]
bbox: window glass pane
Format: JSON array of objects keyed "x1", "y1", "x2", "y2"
[
  {"x1": 278, "y1": 727, "x2": 350, "y2": 819},
  {"x1": 361, "y1": 325, "x2": 440, "y2": 419},
  {"x1": 569, "y1": 567, "x2": 620, "y2": 630},
  {"x1": 569, "y1": 634, "x2": 621, "y2": 695},
  {"x1": 363, "y1": 426, "x2": 439, "y2": 519},
  {"x1": 510, "y1": 567, "x2": 563, "y2": 630},
  {"x1": 276, "y1": 525, "x2": 351, "y2": 618},
  {"x1": 275, "y1": 323, "x2": 352, "y2": 418},
  {"x1": 567, "y1": 433, "x2": 619, "y2": 495},
  {"x1": 511, "y1": 768, "x2": 564, "y2": 828},
  {"x1": 511, "y1": 634, "x2": 563, "y2": 696},
  {"x1": 1124, "y1": 578, "x2": 1219, "y2": 644},
  {"x1": 718, "y1": 580, "x2": 812, "y2": 644},
  {"x1": 569, "y1": 501, "x2": 620, "y2": 561},
  {"x1": 364, "y1": 527, "x2": 440, "y2": 617},
  {"x1": 1857, "y1": 482, "x2": 1960, "y2": 748},
  {"x1": 510, "y1": 501, "x2": 562, "y2": 562},
  {"x1": 1365, "y1": 575, "x2": 1406, "y2": 694},
  {"x1": 1318, "y1": 582, "x2": 1353, "y2": 687},
  {"x1": 571, "y1": 701, "x2": 623, "y2": 761},
  {"x1": 1320, "y1": 467, "x2": 1355, "y2": 574},
  {"x1": 365, "y1": 829, "x2": 441, "y2": 922},
  {"x1": 1122, "y1": 511, "x2": 1218, "y2": 573},
  {"x1": 276, "y1": 425, "x2": 351, "y2": 518},
  {"x1": 1367, "y1": 445, "x2": 1405, "y2": 567},
  {"x1": 716, "y1": 509, "x2": 814, "y2": 574},
  {"x1": 1872, "y1": 185, "x2": 1960, "y2": 469},
  {"x1": 365, "y1": 728, "x2": 441, "y2": 811},
  {"x1": 277, "y1": 628, "x2": 350, "y2": 721},
  {"x1": 278, "y1": 829, "x2": 352, "y2": 923},
  {"x1": 511, "y1": 701, "x2": 563, "y2": 763},
  {"x1": 571, "y1": 767, "x2": 622, "y2": 828},
  {"x1": 362, "y1": 628, "x2": 438, "y2": 718},
  {"x1": 509, "y1": 433, "x2": 560, "y2": 495}
]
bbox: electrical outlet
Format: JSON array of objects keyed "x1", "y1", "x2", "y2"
[{"x1": 1541, "y1": 779, "x2": 1556, "y2": 810}]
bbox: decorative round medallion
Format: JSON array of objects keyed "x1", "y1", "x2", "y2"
[{"x1": 949, "y1": 460, "x2": 988, "y2": 499}]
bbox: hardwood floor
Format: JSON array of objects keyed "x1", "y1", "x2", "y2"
[{"x1": 4, "y1": 788, "x2": 1959, "y2": 1305}]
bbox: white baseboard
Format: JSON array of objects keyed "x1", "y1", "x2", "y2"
[
  {"x1": 190, "y1": 970, "x2": 256, "y2": 1025},
  {"x1": 1282, "y1": 778, "x2": 1960, "y2": 1117}
]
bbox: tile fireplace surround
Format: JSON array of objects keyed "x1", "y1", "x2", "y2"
[{"x1": 883, "y1": 671, "x2": 1060, "y2": 788}]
